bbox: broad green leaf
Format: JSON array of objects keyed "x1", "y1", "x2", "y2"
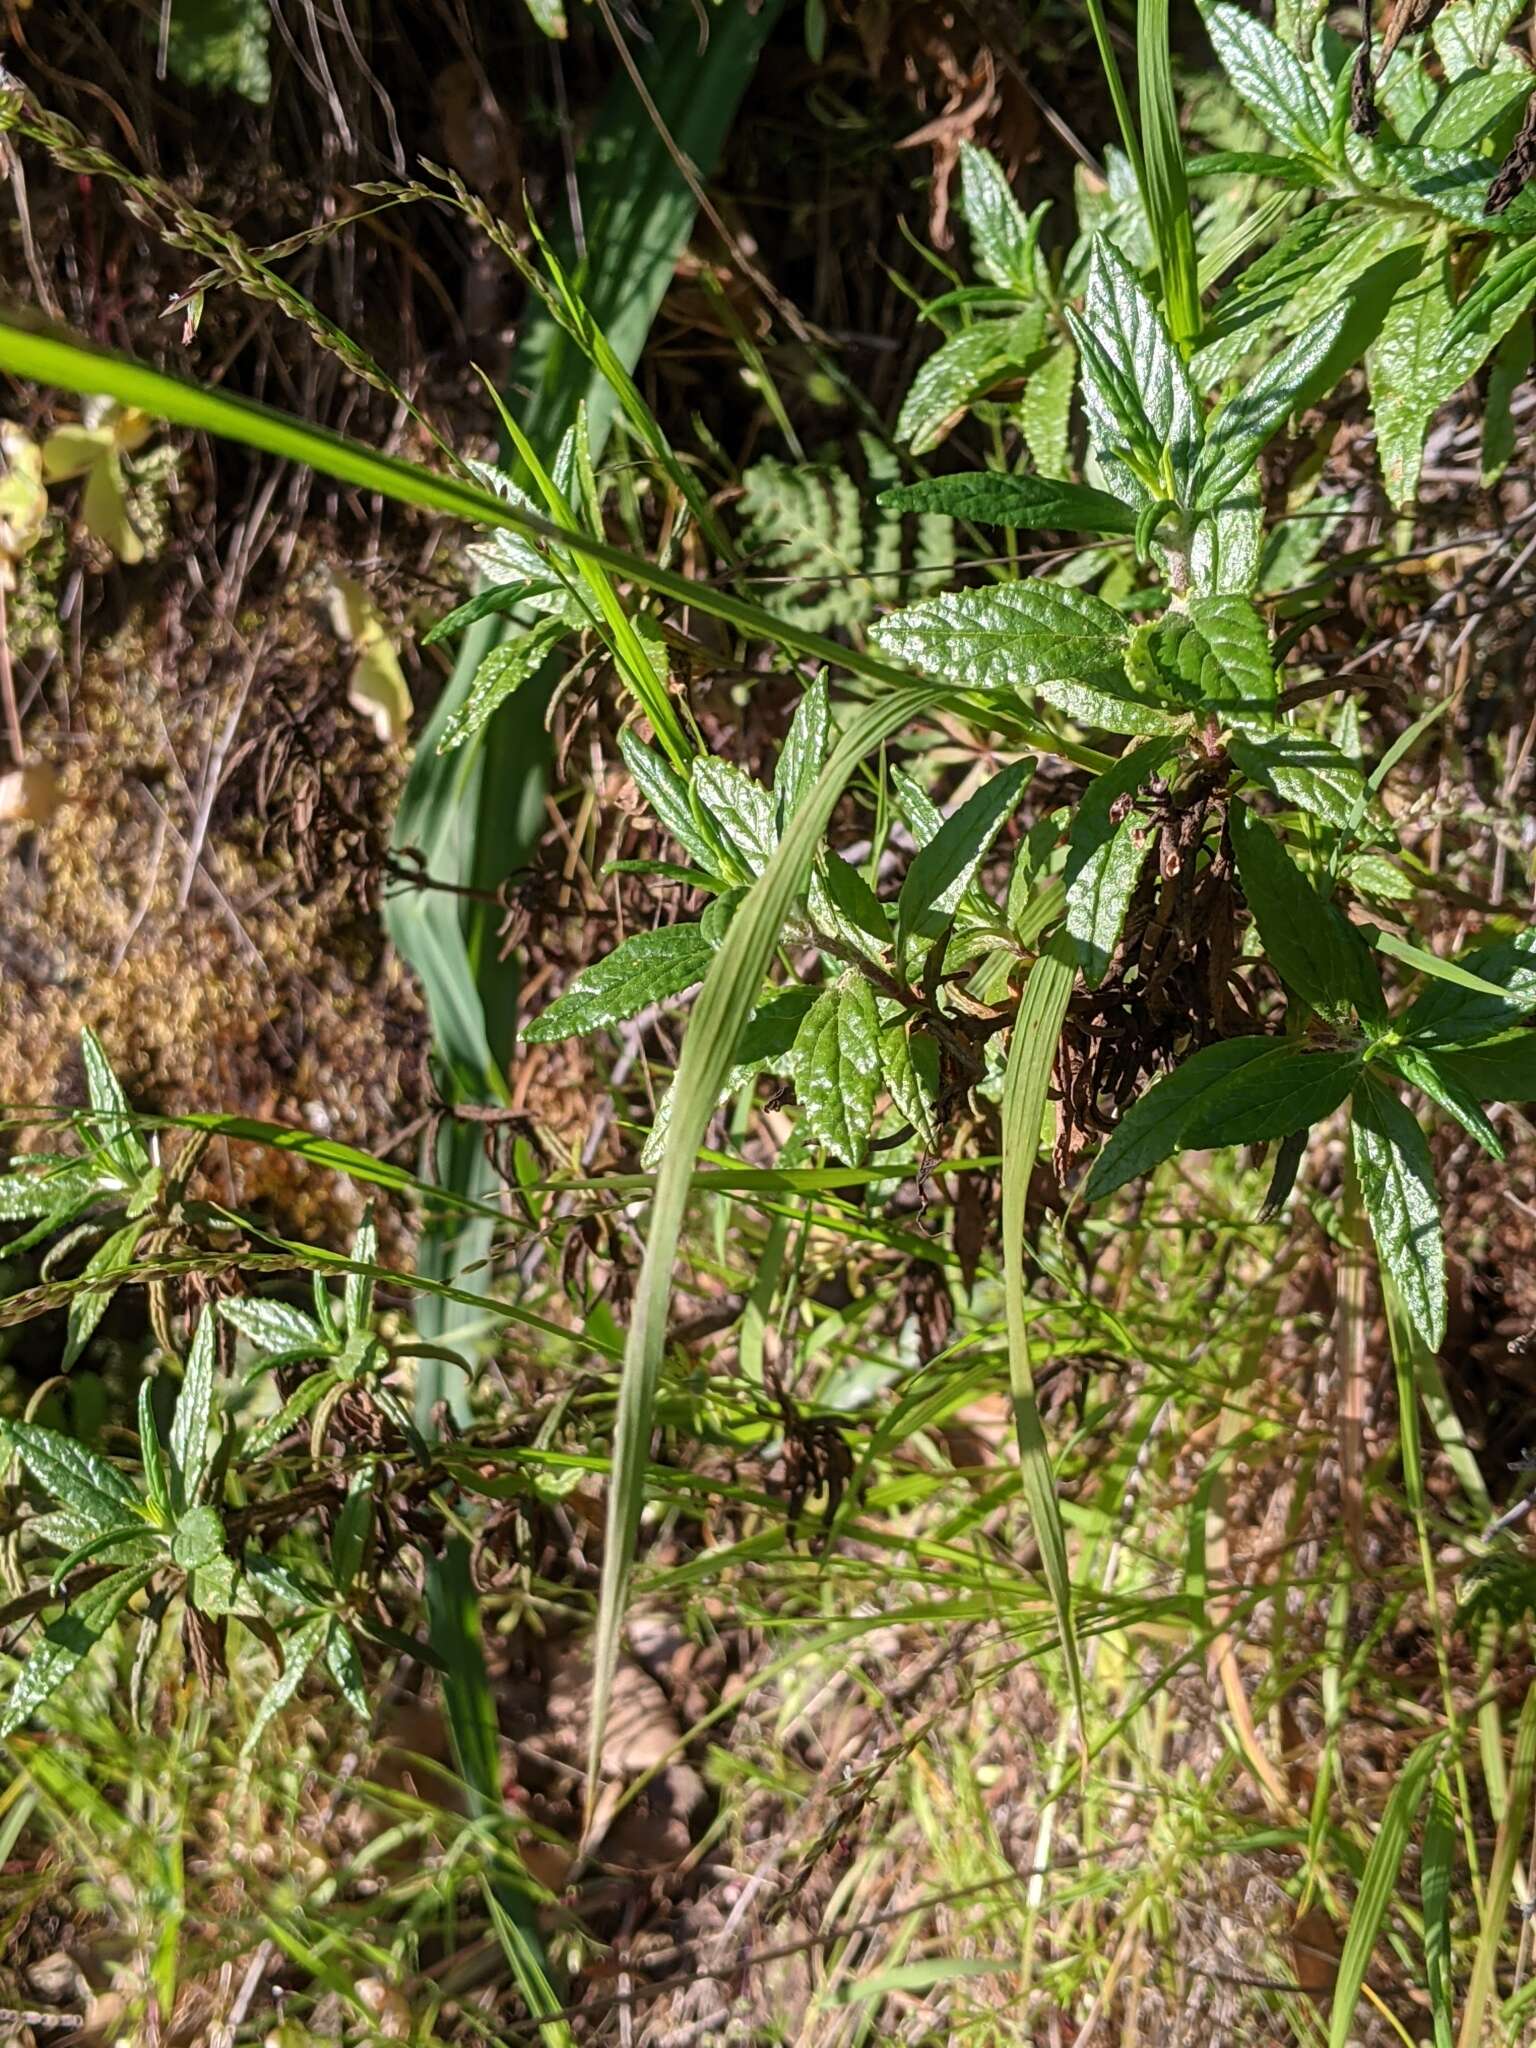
[
  {"x1": 1136, "y1": 594, "x2": 1274, "y2": 720},
  {"x1": 1064, "y1": 737, "x2": 1176, "y2": 984},
  {"x1": 163, "y1": 0, "x2": 271, "y2": 102},
  {"x1": 436, "y1": 619, "x2": 567, "y2": 754},
  {"x1": 1435, "y1": 1028, "x2": 1536, "y2": 1102},
  {"x1": 0, "y1": 1159, "x2": 102, "y2": 1224},
  {"x1": 0, "y1": 1565, "x2": 156, "y2": 1739},
  {"x1": 1402, "y1": 927, "x2": 1536, "y2": 1045},
  {"x1": 242, "y1": 1612, "x2": 331, "y2": 1755},
  {"x1": 1190, "y1": 494, "x2": 1263, "y2": 598},
  {"x1": 1229, "y1": 727, "x2": 1366, "y2": 826},
  {"x1": 820, "y1": 851, "x2": 889, "y2": 947},
  {"x1": 169, "y1": 1309, "x2": 218, "y2": 1511},
  {"x1": 896, "y1": 312, "x2": 1046, "y2": 455},
  {"x1": 1388, "y1": 1045, "x2": 1504, "y2": 1158},
  {"x1": 170, "y1": 1503, "x2": 225, "y2": 1571},
  {"x1": 790, "y1": 976, "x2": 882, "y2": 1165},
  {"x1": 138, "y1": 1379, "x2": 171, "y2": 1525},
  {"x1": 1200, "y1": 1, "x2": 1329, "y2": 153},
  {"x1": 1327, "y1": 1736, "x2": 1442, "y2": 2048},
  {"x1": 219, "y1": 1297, "x2": 331, "y2": 1360},
  {"x1": 1086, "y1": 1039, "x2": 1359, "y2": 1199},
  {"x1": 1000, "y1": 931, "x2": 1084, "y2": 1716},
  {"x1": 1197, "y1": 303, "x2": 1350, "y2": 506},
  {"x1": 773, "y1": 673, "x2": 830, "y2": 830},
  {"x1": 522, "y1": 923, "x2": 714, "y2": 1043},
  {"x1": 618, "y1": 729, "x2": 727, "y2": 875},
  {"x1": 81, "y1": 1027, "x2": 149, "y2": 1181},
  {"x1": 1021, "y1": 341, "x2": 1078, "y2": 479},
  {"x1": 693, "y1": 759, "x2": 778, "y2": 876},
  {"x1": 897, "y1": 759, "x2": 1033, "y2": 944},
  {"x1": 325, "y1": 1622, "x2": 369, "y2": 1719},
  {"x1": 872, "y1": 580, "x2": 1127, "y2": 694},
  {"x1": 959, "y1": 143, "x2": 1045, "y2": 295},
  {"x1": 63, "y1": 1220, "x2": 143, "y2": 1371},
  {"x1": 1070, "y1": 237, "x2": 1202, "y2": 501},
  {"x1": 1229, "y1": 800, "x2": 1384, "y2": 1024},
  {"x1": 1, "y1": 1420, "x2": 140, "y2": 1535},
  {"x1": 735, "y1": 987, "x2": 819, "y2": 1067},
  {"x1": 879, "y1": 1024, "x2": 942, "y2": 1149},
  {"x1": 1416, "y1": 67, "x2": 1532, "y2": 149},
  {"x1": 1035, "y1": 674, "x2": 1187, "y2": 737},
  {"x1": 1434, "y1": 0, "x2": 1524, "y2": 73},
  {"x1": 878, "y1": 472, "x2": 1136, "y2": 537},
  {"x1": 1351, "y1": 1072, "x2": 1447, "y2": 1352}
]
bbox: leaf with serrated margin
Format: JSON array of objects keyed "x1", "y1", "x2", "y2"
[
  {"x1": 872, "y1": 580, "x2": 1127, "y2": 694},
  {"x1": 896, "y1": 312, "x2": 1046, "y2": 454},
  {"x1": 618, "y1": 729, "x2": 727, "y2": 877},
  {"x1": 325, "y1": 1621, "x2": 369, "y2": 1718},
  {"x1": 1132, "y1": 595, "x2": 1274, "y2": 722},
  {"x1": 0, "y1": 1564, "x2": 156, "y2": 1739},
  {"x1": 169, "y1": 1309, "x2": 218, "y2": 1512},
  {"x1": 63, "y1": 1220, "x2": 142, "y2": 1371},
  {"x1": 1433, "y1": 0, "x2": 1524, "y2": 76},
  {"x1": 1200, "y1": 1, "x2": 1330, "y2": 153},
  {"x1": 219, "y1": 1296, "x2": 331, "y2": 1362},
  {"x1": 241, "y1": 1611, "x2": 331, "y2": 1756},
  {"x1": 344, "y1": 1207, "x2": 378, "y2": 1339},
  {"x1": 693, "y1": 759, "x2": 778, "y2": 875},
  {"x1": 897, "y1": 758, "x2": 1033, "y2": 944},
  {"x1": 523, "y1": 924, "x2": 714, "y2": 1044},
  {"x1": 1229, "y1": 727, "x2": 1366, "y2": 826},
  {"x1": 1229, "y1": 800, "x2": 1385, "y2": 1024},
  {"x1": 437, "y1": 618, "x2": 567, "y2": 754},
  {"x1": 959, "y1": 142, "x2": 1046, "y2": 294},
  {"x1": 879, "y1": 472, "x2": 1136, "y2": 536},
  {"x1": 1, "y1": 1420, "x2": 140, "y2": 1534},
  {"x1": 1065, "y1": 738, "x2": 1176, "y2": 984},
  {"x1": 1403, "y1": 926, "x2": 1536, "y2": 1045},
  {"x1": 1071, "y1": 238, "x2": 1202, "y2": 502},
  {"x1": 820, "y1": 850, "x2": 889, "y2": 947},
  {"x1": 880, "y1": 1023, "x2": 941, "y2": 1148},
  {"x1": 1085, "y1": 1038, "x2": 1358, "y2": 1198},
  {"x1": 1388, "y1": 1046, "x2": 1505, "y2": 1158},
  {"x1": 773, "y1": 673, "x2": 830, "y2": 831},
  {"x1": 1351, "y1": 1071, "x2": 1446, "y2": 1351},
  {"x1": 81, "y1": 1028, "x2": 149, "y2": 1180},
  {"x1": 790, "y1": 977, "x2": 882, "y2": 1164},
  {"x1": 1021, "y1": 341, "x2": 1077, "y2": 479},
  {"x1": 1035, "y1": 675, "x2": 1187, "y2": 737},
  {"x1": 1435, "y1": 1028, "x2": 1536, "y2": 1102},
  {"x1": 1197, "y1": 303, "x2": 1351, "y2": 507}
]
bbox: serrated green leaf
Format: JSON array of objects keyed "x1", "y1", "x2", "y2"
[
  {"x1": 1351, "y1": 1072, "x2": 1446, "y2": 1352},
  {"x1": 137, "y1": 1378, "x2": 170, "y2": 1526},
  {"x1": 878, "y1": 472, "x2": 1136, "y2": 537},
  {"x1": 1229, "y1": 800, "x2": 1384, "y2": 1023},
  {"x1": 436, "y1": 619, "x2": 567, "y2": 755},
  {"x1": 170, "y1": 1503, "x2": 225, "y2": 1571},
  {"x1": 1201, "y1": 1, "x2": 1330, "y2": 153},
  {"x1": 1230, "y1": 727, "x2": 1366, "y2": 825},
  {"x1": 523, "y1": 923, "x2": 714, "y2": 1044},
  {"x1": 959, "y1": 143, "x2": 1045, "y2": 295},
  {"x1": 1035, "y1": 673, "x2": 1187, "y2": 737},
  {"x1": 80, "y1": 1028, "x2": 149, "y2": 1181},
  {"x1": 693, "y1": 759, "x2": 778, "y2": 876},
  {"x1": 879, "y1": 1024, "x2": 942, "y2": 1148},
  {"x1": 821, "y1": 851, "x2": 889, "y2": 946},
  {"x1": 1433, "y1": 0, "x2": 1524, "y2": 75},
  {"x1": 1388, "y1": 1045, "x2": 1505, "y2": 1157},
  {"x1": 897, "y1": 759, "x2": 1032, "y2": 945},
  {"x1": 219, "y1": 1296, "x2": 331, "y2": 1361},
  {"x1": 2, "y1": 1420, "x2": 141, "y2": 1535},
  {"x1": 164, "y1": 0, "x2": 271, "y2": 103},
  {"x1": 774, "y1": 674, "x2": 830, "y2": 830},
  {"x1": 1403, "y1": 926, "x2": 1536, "y2": 1044},
  {"x1": 790, "y1": 976, "x2": 882, "y2": 1164},
  {"x1": 734, "y1": 987, "x2": 819, "y2": 1068},
  {"x1": 242, "y1": 1612, "x2": 331, "y2": 1755},
  {"x1": 1197, "y1": 303, "x2": 1351, "y2": 506},
  {"x1": 169, "y1": 1309, "x2": 217, "y2": 1512},
  {"x1": 325, "y1": 1621, "x2": 370, "y2": 1719},
  {"x1": 897, "y1": 311, "x2": 1046, "y2": 454},
  {"x1": 63, "y1": 1220, "x2": 143, "y2": 1371},
  {"x1": 1070, "y1": 238, "x2": 1202, "y2": 502},
  {"x1": 618, "y1": 729, "x2": 727, "y2": 876},
  {"x1": 0, "y1": 1564, "x2": 156, "y2": 1739},
  {"x1": 1085, "y1": 1038, "x2": 1359, "y2": 1198},
  {"x1": 1020, "y1": 341, "x2": 1078, "y2": 479},
  {"x1": 1435, "y1": 1027, "x2": 1536, "y2": 1101},
  {"x1": 1064, "y1": 737, "x2": 1175, "y2": 984},
  {"x1": 344, "y1": 1207, "x2": 378, "y2": 1340},
  {"x1": 1144, "y1": 595, "x2": 1275, "y2": 721},
  {"x1": 0, "y1": 1159, "x2": 104, "y2": 1224},
  {"x1": 871, "y1": 580, "x2": 1127, "y2": 694}
]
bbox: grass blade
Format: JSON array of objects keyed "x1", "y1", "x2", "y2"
[
  {"x1": 1137, "y1": 0, "x2": 1201, "y2": 346},
  {"x1": 584, "y1": 681, "x2": 947, "y2": 1835},
  {"x1": 1328, "y1": 1734, "x2": 1440, "y2": 2048},
  {"x1": 1458, "y1": 1674, "x2": 1536, "y2": 2048},
  {"x1": 1000, "y1": 929, "x2": 1084, "y2": 1721}
]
